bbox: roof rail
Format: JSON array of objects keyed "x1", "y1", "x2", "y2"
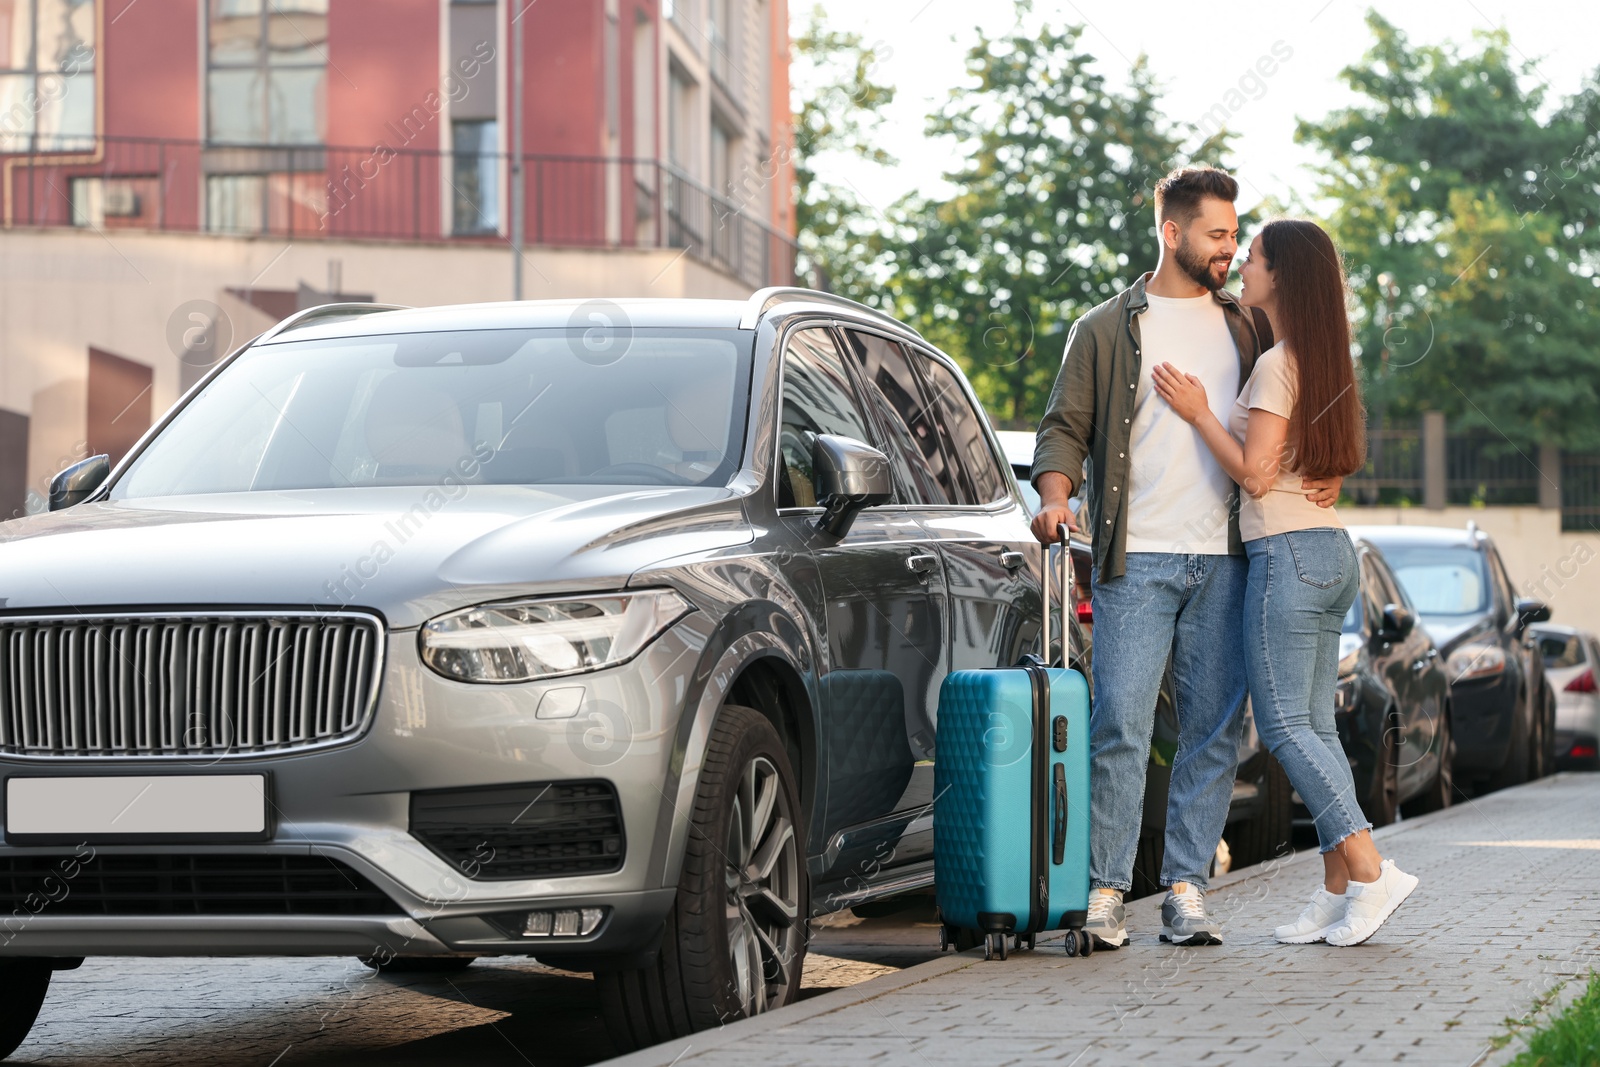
[
  {"x1": 738, "y1": 286, "x2": 924, "y2": 340},
  {"x1": 255, "y1": 302, "x2": 411, "y2": 344}
]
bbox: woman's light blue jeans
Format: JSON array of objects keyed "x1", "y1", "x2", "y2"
[{"x1": 1244, "y1": 529, "x2": 1371, "y2": 853}]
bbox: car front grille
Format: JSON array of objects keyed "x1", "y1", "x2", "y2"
[
  {"x1": 410, "y1": 780, "x2": 625, "y2": 880},
  {"x1": 0, "y1": 853, "x2": 403, "y2": 915},
  {"x1": 0, "y1": 611, "x2": 384, "y2": 758}
]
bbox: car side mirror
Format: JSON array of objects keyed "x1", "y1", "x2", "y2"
[
  {"x1": 48, "y1": 454, "x2": 110, "y2": 511},
  {"x1": 1514, "y1": 597, "x2": 1552, "y2": 628},
  {"x1": 1379, "y1": 603, "x2": 1415, "y2": 640},
  {"x1": 811, "y1": 434, "x2": 892, "y2": 538}
]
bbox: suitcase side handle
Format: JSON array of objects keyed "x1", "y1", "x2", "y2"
[
  {"x1": 1040, "y1": 523, "x2": 1072, "y2": 669},
  {"x1": 1051, "y1": 761, "x2": 1068, "y2": 864}
]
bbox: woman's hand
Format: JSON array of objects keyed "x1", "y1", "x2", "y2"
[{"x1": 1152, "y1": 362, "x2": 1210, "y2": 424}]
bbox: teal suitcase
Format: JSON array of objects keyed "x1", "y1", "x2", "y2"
[{"x1": 933, "y1": 528, "x2": 1092, "y2": 959}]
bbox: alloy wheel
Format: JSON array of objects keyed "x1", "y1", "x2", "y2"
[{"x1": 722, "y1": 754, "x2": 802, "y2": 1017}]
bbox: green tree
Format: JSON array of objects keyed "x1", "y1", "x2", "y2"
[
  {"x1": 1297, "y1": 12, "x2": 1600, "y2": 450},
  {"x1": 790, "y1": 7, "x2": 896, "y2": 294},
  {"x1": 865, "y1": 18, "x2": 1229, "y2": 428}
]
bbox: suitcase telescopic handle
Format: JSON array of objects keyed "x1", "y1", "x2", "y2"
[{"x1": 1040, "y1": 523, "x2": 1073, "y2": 669}]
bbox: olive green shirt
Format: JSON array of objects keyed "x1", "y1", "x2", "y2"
[{"x1": 1032, "y1": 273, "x2": 1271, "y2": 580}]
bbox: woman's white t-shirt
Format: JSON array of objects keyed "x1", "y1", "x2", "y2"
[{"x1": 1227, "y1": 342, "x2": 1343, "y2": 542}]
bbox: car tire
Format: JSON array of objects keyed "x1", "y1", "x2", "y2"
[
  {"x1": 357, "y1": 955, "x2": 477, "y2": 973},
  {"x1": 1528, "y1": 686, "x2": 1556, "y2": 781},
  {"x1": 1129, "y1": 828, "x2": 1165, "y2": 900},
  {"x1": 599, "y1": 704, "x2": 807, "y2": 1052},
  {"x1": 1487, "y1": 693, "x2": 1532, "y2": 793},
  {"x1": 0, "y1": 960, "x2": 51, "y2": 1061},
  {"x1": 1226, "y1": 752, "x2": 1292, "y2": 870},
  {"x1": 1363, "y1": 715, "x2": 1400, "y2": 828},
  {"x1": 1401, "y1": 705, "x2": 1455, "y2": 818}
]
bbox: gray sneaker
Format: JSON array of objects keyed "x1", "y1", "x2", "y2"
[
  {"x1": 1084, "y1": 889, "x2": 1127, "y2": 949},
  {"x1": 1160, "y1": 884, "x2": 1222, "y2": 945}
]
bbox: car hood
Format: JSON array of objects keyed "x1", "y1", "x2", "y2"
[
  {"x1": 1418, "y1": 613, "x2": 1492, "y2": 652},
  {"x1": 0, "y1": 485, "x2": 752, "y2": 628}
]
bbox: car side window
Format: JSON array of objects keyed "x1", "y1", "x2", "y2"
[
  {"x1": 913, "y1": 352, "x2": 1009, "y2": 505},
  {"x1": 777, "y1": 328, "x2": 877, "y2": 508},
  {"x1": 839, "y1": 329, "x2": 954, "y2": 506}
]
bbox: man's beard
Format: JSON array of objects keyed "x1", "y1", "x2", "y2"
[{"x1": 1176, "y1": 239, "x2": 1230, "y2": 292}]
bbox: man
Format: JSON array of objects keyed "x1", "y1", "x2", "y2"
[{"x1": 1031, "y1": 166, "x2": 1339, "y2": 947}]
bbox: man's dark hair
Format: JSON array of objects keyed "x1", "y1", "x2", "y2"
[{"x1": 1153, "y1": 166, "x2": 1239, "y2": 228}]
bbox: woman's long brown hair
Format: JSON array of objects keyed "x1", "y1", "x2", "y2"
[{"x1": 1256, "y1": 219, "x2": 1366, "y2": 479}]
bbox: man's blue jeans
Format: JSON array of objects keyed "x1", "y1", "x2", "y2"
[{"x1": 1089, "y1": 552, "x2": 1248, "y2": 891}]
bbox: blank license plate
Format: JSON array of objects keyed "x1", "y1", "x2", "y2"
[{"x1": 6, "y1": 775, "x2": 267, "y2": 837}]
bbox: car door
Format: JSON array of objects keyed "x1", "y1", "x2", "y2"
[
  {"x1": 1370, "y1": 552, "x2": 1442, "y2": 798},
  {"x1": 901, "y1": 345, "x2": 1042, "y2": 676},
  {"x1": 772, "y1": 325, "x2": 949, "y2": 871}
]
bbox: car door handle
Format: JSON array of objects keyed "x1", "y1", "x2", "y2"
[
  {"x1": 1000, "y1": 551, "x2": 1025, "y2": 570},
  {"x1": 906, "y1": 553, "x2": 938, "y2": 577}
]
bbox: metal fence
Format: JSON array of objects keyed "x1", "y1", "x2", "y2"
[
  {"x1": 1, "y1": 135, "x2": 797, "y2": 290},
  {"x1": 1346, "y1": 420, "x2": 1596, "y2": 530}
]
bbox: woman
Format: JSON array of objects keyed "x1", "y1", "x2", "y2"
[{"x1": 1151, "y1": 218, "x2": 1418, "y2": 947}]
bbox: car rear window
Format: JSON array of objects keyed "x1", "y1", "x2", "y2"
[{"x1": 1537, "y1": 631, "x2": 1586, "y2": 669}]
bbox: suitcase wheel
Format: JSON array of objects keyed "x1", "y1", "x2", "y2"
[
  {"x1": 1065, "y1": 929, "x2": 1080, "y2": 957},
  {"x1": 1063, "y1": 928, "x2": 1092, "y2": 958},
  {"x1": 984, "y1": 932, "x2": 1009, "y2": 961}
]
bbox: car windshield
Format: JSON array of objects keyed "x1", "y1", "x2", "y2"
[
  {"x1": 1378, "y1": 545, "x2": 1489, "y2": 617},
  {"x1": 113, "y1": 327, "x2": 752, "y2": 497}
]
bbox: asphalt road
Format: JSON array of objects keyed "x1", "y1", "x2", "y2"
[{"x1": 13, "y1": 899, "x2": 948, "y2": 1067}]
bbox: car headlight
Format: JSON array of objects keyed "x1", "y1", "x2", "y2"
[
  {"x1": 1446, "y1": 641, "x2": 1506, "y2": 683},
  {"x1": 420, "y1": 589, "x2": 693, "y2": 683}
]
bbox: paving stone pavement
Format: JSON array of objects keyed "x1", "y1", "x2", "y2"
[{"x1": 605, "y1": 772, "x2": 1600, "y2": 1067}]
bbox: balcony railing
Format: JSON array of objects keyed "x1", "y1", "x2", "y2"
[{"x1": 0, "y1": 135, "x2": 797, "y2": 290}]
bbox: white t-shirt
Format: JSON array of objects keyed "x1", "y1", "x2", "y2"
[
  {"x1": 1124, "y1": 292, "x2": 1241, "y2": 554},
  {"x1": 1228, "y1": 342, "x2": 1343, "y2": 541}
]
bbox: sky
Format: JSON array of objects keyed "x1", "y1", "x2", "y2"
[{"x1": 793, "y1": 0, "x2": 1600, "y2": 217}]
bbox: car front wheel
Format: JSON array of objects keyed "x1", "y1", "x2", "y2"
[
  {"x1": 600, "y1": 704, "x2": 807, "y2": 1052},
  {"x1": 0, "y1": 960, "x2": 51, "y2": 1061},
  {"x1": 1401, "y1": 705, "x2": 1455, "y2": 818}
]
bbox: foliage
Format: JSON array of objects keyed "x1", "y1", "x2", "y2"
[
  {"x1": 871, "y1": 19, "x2": 1229, "y2": 428},
  {"x1": 790, "y1": 6, "x2": 897, "y2": 295},
  {"x1": 1297, "y1": 12, "x2": 1600, "y2": 450},
  {"x1": 1497, "y1": 970, "x2": 1600, "y2": 1066}
]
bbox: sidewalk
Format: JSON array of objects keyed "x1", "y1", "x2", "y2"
[{"x1": 606, "y1": 773, "x2": 1600, "y2": 1067}]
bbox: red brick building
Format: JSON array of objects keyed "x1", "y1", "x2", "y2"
[{"x1": 0, "y1": 0, "x2": 796, "y2": 517}]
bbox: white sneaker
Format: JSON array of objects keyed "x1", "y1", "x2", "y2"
[
  {"x1": 1325, "y1": 860, "x2": 1419, "y2": 947},
  {"x1": 1274, "y1": 887, "x2": 1345, "y2": 944}
]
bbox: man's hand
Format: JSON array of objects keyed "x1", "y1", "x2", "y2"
[
  {"x1": 1030, "y1": 470, "x2": 1077, "y2": 544},
  {"x1": 1303, "y1": 475, "x2": 1343, "y2": 508}
]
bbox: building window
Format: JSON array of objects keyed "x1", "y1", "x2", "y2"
[
  {"x1": 0, "y1": 0, "x2": 96, "y2": 151},
  {"x1": 707, "y1": 0, "x2": 735, "y2": 89},
  {"x1": 206, "y1": 0, "x2": 327, "y2": 145},
  {"x1": 451, "y1": 118, "x2": 498, "y2": 234}
]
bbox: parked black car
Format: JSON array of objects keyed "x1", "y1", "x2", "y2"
[
  {"x1": 998, "y1": 436, "x2": 1293, "y2": 895},
  {"x1": 1350, "y1": 524, "x2": 1555, "y2": 793},
  {"x1": 1333, "y1": 538, "x2": 1454, "y2": 826}
]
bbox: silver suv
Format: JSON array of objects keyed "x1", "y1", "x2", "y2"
[{"x1": 0, "y1": 290, "x2": 1044, "y2": 1056}]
